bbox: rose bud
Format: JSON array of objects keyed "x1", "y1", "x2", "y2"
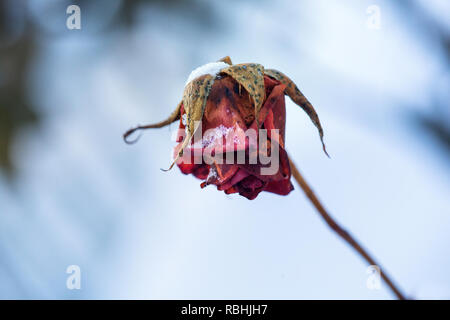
[{"x1": 124, "y1": 56, "x2": 327, "y2": 200}]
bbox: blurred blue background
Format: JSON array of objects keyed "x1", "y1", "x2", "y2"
[{"x1": 0, "y1": 0, "x2": 449, "y2": 299}]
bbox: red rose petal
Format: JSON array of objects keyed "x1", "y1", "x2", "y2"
[{"x1": 175, "y1": 74, "x2": 294, "y2": 200}]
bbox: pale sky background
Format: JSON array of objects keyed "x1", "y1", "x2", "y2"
[{"x1": 0, "y1": 0, "x2": 449, "y2": 299}]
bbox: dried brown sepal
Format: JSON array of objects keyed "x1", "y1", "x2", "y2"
[
  {"x1": 183, "y1": 74, "x2": 215, "y2": 136},
  {"x1": 218, "y1": 56, "x2": 233, "y2": 65},
  {"x1": 123, "y1": 101, "x2": 182, "y2": 144},
  {"x1": 221, "y1": 63, "x2": 266, "y2": 125},
  {"x1": 264, "y1": 69, "x2": 329, "y2": 157},
  {"x1": 163, "y1": 74, "x2": 215, "y2": 171}
]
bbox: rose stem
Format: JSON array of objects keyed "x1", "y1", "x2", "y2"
[{"x1": 288, "y1": 157, "x2": 406, "y2": 300}]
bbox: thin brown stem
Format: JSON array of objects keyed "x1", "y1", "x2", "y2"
[{"x1": 288, "y1": 157, "x2": 406, "y2": 300}]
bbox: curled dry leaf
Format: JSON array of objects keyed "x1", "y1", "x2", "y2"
[
  {"x1": 264, "y1": 69, "x2": 329, "y2": 157},
  {"x1": 123, "y1": 102, "x2": 182, "y2": 144},
  {"x1": 221, "y1": 63, "x2": 266, "y2": 122},
  {"x1": 165, "y1": 74, "x2": 215, "y2": 171}
]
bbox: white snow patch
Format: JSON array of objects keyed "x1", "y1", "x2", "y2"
[
  {"x1": 185, "y1": 61, "x2": 229, "y2": 86},
  {"x1": 192, "y1": 124, "x2": 234, "y2": 148}
]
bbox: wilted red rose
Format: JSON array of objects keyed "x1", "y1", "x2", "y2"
[
  {"x1": 123, "y1": 58, "x2": 409, "y2": 301},
  {"x1": 175, "y1": 75, "x2": 294, "y2": 200},
  {"x1": 124, "y1": 57, "x2": 327, "y2": 200}
]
